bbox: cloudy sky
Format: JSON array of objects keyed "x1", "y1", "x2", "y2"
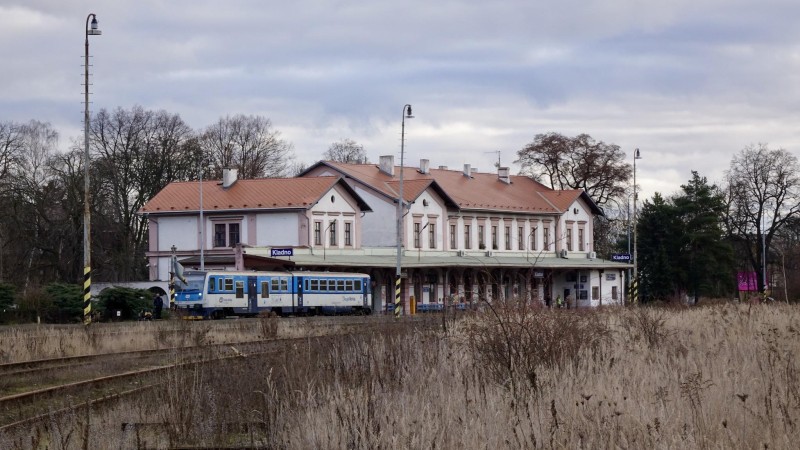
[{"x1": 2, "y1": 0, "x2": 799, "y2": 201}]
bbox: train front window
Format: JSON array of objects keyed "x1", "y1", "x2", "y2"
[{"x1": 178, "y1": 273, "x2": 206, "y2": 292}]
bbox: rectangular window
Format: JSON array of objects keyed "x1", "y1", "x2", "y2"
[
  {"x1": 229, "y1": 223, "x2": 240, "y2": 247},
  {"x1": 578, "y1": 228, "x2": 585, "y2": 251},
  {"x1": 449, "y1": 224, "x2": 456, "y2": 249},
  {"x1": 261, "y1": 281, "x2": 269, "y2": 298},
  {"x1": 592, "y1": 286, "x2": 599, "y2": 300},
  {"x1": 337, "y1": 280, "x2": 345, "y2": 291},
  {"x1": 208, "y1": 277, "x2": 214, "y2": 292},
  {"x1": 213, "y1": 222, "x2": 242, "y2": 247},
  {"x1": 414, "y1": 222, "x2": 421, "y2": 248},
  {"x1": 224, "y1": 278, "x2": 233, "y2": 291},
  {"x1": 214, "y1": 224, "x2": 226, "y2": 247},
  {"x1": 518, "y1": 227, "x2": 524, "y2": 250},
  {"x1": 464, "y1": 224, "x2": 471, "y2": 249},
  {"x1": 280, "y1": 278, "x2": 288, "y2": 291},
  {"x1": 310, "y1": 279, "x2": 319, "y2": 291},
  {"x1": 543, "y1": 227, "x2": 550, "y2": 250},
  {"x1": 478, "y1": 225, "x2": 485, "y2": 248},
  {"x1": 492, "y1": 225, "x2": 498, "y2": 249},
  {"x1": 566, "y1": 228, "x2": 573, "y2": 251},
  {"x1": 329, "y1": 221, "x2": 337, "y2": 246},
  {"x1": 505, "y1": 226, "x2": 511, "y2": 250},
  {"x1": 235, "y1": 280, "x2": 244, "y2": 298},
  {"x1": 314, "y1": 221, "x2": 322, "y2": 246},
  {"x1": 612, "y1": 286, "x2": 618, "y2": 300},
  {"x1": 344, "y1": 222, "x2": 352, "y2": 246},
  {"x1": 429, "y1": 224, "x2": 436, "y2": 249},
  {"x1": 271, "y1": 278, "x2": 280, "y2": 292},
  {"x1": 345, "y1": 280, "x2": 354, "y2": 291},
  {"x1": 531, "y1": 226, "x2": 537, "y2": 251},
  {"x1": 354, "y1": 280, "x2": 362, "y2": 291}
]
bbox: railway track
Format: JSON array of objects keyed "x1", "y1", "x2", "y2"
[{"x1": 0, "y1": 314, "x2": 440, "y2": 435}]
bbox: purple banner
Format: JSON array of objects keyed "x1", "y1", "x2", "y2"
[{"x1": 737, "y1": 271, "x2": 763, "y2": 291}]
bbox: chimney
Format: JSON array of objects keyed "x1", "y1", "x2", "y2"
[
  {"x1": 379, "y1": 155, "x2": 395, "y2": 176},
  {"x1": 222, "y1": 168, "x2": 238, "y2": 188},
  {"x1": 463, "y1": 164, "x2": 472, "y2": 178},
  {"x1": 438, "y1": 165, "x2": 448, "y2": 170},
  {"x1": 498, "y1": 167, "x2": 511, "y2": 184},
  {"x1": 419, "y1": 159, "x2": 430, "y2": 174}
]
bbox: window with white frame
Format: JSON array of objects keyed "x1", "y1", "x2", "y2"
[
  {"x1": 505, "y1": 226, "x2": 511, "y2": 250},
  {"x1": 518, "y1": 227, "x2": 524, "y2": 250},
  {"x1": 344, "y1": 222, "x2": 353, "y2": 246},
  {"x1": 464, "y1": 224, "x2": 471, "y2": 249},
  {"x1": 543, "y1": 226, "x2": 550, "y2": 250},
  {"x1": 566, "y1": 227, "x2": 573, "y2": 251},
  {"x1": 213, "y1": 221, "x2": 241, "y2": 248},
  {"x1": 414, "y1": 222, "x2": 421, "y2": 248},
  {"x1": 450, "y1": 224, "x2": 456, "y2": 249},
  {"x1": 314, "y1": 221, "x2": 322, "y2": 246},
  {"x1": 578, "y1": 227, "x2": 585, "y2": 251},
  {"x1": 429, "y1": 223, "x2": 436, "y2": 248},
  {"x1": 491, "y1": 225, "x2": 498, "y2": 249},
  {"x1": 328, "y1": 220, "x2": 337, "y2": 246},
  {"x1": 478, "y1": 225, "x2": 485, "y2": 249}
]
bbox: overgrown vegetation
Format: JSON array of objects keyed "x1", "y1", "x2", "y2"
[
  {"x1": 95, "y1": 287, "x2": 158, "y2": 321},
  {"x1": 1, "y1": 303, "x2": 797, "y2": 448}
]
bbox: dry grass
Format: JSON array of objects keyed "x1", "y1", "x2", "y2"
[{"x1": 3, "y1": 304, "x2": 800, "y2": 449}]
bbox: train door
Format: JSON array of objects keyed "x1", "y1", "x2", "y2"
[
  {"x1": 296, "y1": 276, "x2": 304, "y2": 313},
  {"x1": 247, "y1": 276, "x2": 258, "y2": 313}
]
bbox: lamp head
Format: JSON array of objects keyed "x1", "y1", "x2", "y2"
[
  {"x1": 88, "y1": 14, "x2": 102, "y2": 35},
  {"x1": 405, "y1": 105, "x2": 414, "y2": 118},
  {"x1": 634, "y1": 148, "x2": 641, "y2": 159}
]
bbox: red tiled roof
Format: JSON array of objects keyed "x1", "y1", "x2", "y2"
[
  {"x1": 318, "y1": 161, "x2": 582, "y2": 214},
  {"x1": 141, "y1": 176, "x2": 349, "y2": 214}
]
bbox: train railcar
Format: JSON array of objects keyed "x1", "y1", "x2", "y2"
[{"x1": 174, "y1": 270, "x2": 372, "y2": 319}]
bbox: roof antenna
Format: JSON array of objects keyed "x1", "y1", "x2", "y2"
[{"x1": 484, "y1": 150, "x2": 501, "y2": 169}]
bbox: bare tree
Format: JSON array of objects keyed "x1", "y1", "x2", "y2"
[
  {"x1": 515, "y1": 132, "x2": 631, "y2": 207},
  {"x1": 199, "y1": 114, "x2": 294, "y2": 179},
  {"x1": 324, "y1": 138, "x2": 367, "y2": 163},
  {"x1": 90, "y1": 106, "x2": 195, "y2": 280},
  {"x1": 723, "y1": 143, "x2": 800, "y2": 293}
]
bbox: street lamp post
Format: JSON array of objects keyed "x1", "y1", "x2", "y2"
[
  {"x1": 632, "y1": 148, "x2": 642, "y2": 305},
  {"x1": 395, "y1": 104, "x2": 413, "y2": 318},
  {"x1": 83, "y1": 13, "x2": 101, "y2": 325}
]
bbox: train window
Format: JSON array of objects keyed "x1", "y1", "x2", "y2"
[
  {"x1": 329, "y1": 279, "x2": 337, "y2": 291},
  {"x1": 354, "y1": 280, "x2": 362, "y2": 291},
  {"x1": 235, "y1": 281, "x2": 244, "y2": 298},
  {"x1": 261, "y1": 281, "x2": 269, "y2": 298},
  {"x1": 271, "y1": 278, "x2": 279, "y2": 292},
  {"x1": 280, "y1": 278, "x2": 288, "y2": 291},
  {"x1": 208, "y1": 277, "x2": 214, "y2": 292},
  {"x1": 310, "y1": 279, "x2": 319, "y2": 291},
  {"x1": 335, "y1": 280, "x2": 343, "y2": 291},
  {"x1": 345, "y1": 280, "x2": 353, "y2": 291},
  {"x1": 224, "y1": 278, "x2": 233, "y2": 291}
]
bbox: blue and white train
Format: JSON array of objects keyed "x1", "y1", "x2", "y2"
[{"x1": 174, "y1": 270, "x2": 372, "y2": 319}]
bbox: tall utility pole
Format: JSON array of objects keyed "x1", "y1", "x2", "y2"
[
  {"x1": 632, "y1": 148, "x2": 642, "y2": 304},
  {"x1": 395, "y1": 104, "x2": 413, "y2": 318},
  {"x1": 83, "y1": 13, "x2": 101, "y2": 325}
]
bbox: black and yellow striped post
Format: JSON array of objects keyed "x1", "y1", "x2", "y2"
[
  {"x1": 169, "y1": 272, "x2": 175, "y2": 309},
  {"x1": 630, "y1": 278, "x2": 639, "y2": 305},
  {"x1": 83, "y1": 265, "x2": 91, "y2": 325},
  {"x1": 394, "y1": 277, "x2": 401, "y2": 319}
]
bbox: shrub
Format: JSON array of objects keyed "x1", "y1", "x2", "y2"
[
  {"x1": 96, "y1": 287, "x2": 153, "y2": 321},
  {"x1": 42, "y1": 283, "x2": 84, "y2": 323},
  {"x1": 0, "y1": 283, "x2": 14, "y2": 309}
]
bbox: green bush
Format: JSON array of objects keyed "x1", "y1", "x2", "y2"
[
  {"x1": 96, "y1": 287, "x2": 153, "y2": 321},
  {"x1": 0, "y1": 283, "x2": 15, "y2": 310},
  {"x1": 43, "y1": 283, "x2": 84, "y2": 323}
]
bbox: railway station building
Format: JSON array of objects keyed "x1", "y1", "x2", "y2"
[{"x1": 141, "y1": 158, "x2": 630, "y2": 313}]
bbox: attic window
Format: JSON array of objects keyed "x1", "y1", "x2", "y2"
[
  {"x1": 423, "y1": 199, "x2": 429, "y2": 207},
  {"x1": 331, "y1": 195, "x2": 336, "y2": 203}
]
